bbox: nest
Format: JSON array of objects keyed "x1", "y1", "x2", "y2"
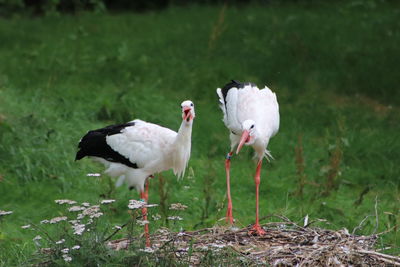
[{"x1": 107, "y1": 220, "x2": 400, "y2": 266}]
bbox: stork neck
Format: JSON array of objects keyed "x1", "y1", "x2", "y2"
[
  {"x1": 176, "y1": 119, "x2": 193, "y2": 143},
  {"x1": 171, "y1": 118, "x2": 193, "y2": 179}
]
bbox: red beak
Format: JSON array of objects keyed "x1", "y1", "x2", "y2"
[
  {"x1": 236, "y1": 130, "x2": 250, "y2": 154},
  {"x1": 183, "y1": 108, "x2": 191, "y2": 121}
]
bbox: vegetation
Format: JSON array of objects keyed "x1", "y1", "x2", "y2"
[{"x1": 0, "y1": 0, "x2": 399, "y2": 265}]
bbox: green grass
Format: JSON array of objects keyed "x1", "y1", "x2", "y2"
[{"x1": 0, "y1": 1, "x2": 399, "y2": 265}]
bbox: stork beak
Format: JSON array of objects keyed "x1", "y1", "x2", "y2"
[
  {"x1": 236, "y1": 130, "x2": 250, "y2": 154},
  {"x1": 183, "y1": 107, "x2": 191, "y2": 121}
]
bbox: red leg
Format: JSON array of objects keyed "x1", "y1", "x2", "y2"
[
  {"x1": 249, "y1": 159, "x2": 266, "y2": 236},
  {"x1": 140, "y1": 179, "x2": 151, "y2": 247},
  {"x1": 225, "y1": 152, "x2": 234, "y2": 224}
]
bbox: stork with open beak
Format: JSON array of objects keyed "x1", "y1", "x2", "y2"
[{"x1": 76, "y1": 100, "x2": 195, "y2": 246}]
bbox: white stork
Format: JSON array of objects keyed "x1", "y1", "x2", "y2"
[
  {"x1": 216, "y1": 80, "x2": 279, "y2": 235},
  {"x1": 75, "y1": 100, "x2": 195, "y2": 246}
]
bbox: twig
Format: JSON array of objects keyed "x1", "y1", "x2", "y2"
[
  {"x1": 103, "y1": 221, "x2": 129, "y2": 242},
  {"x1": 352, "y1": 215, "x2": 373, "y2": 235},
  {"x1": 356, "y1": 249, "x2": 400, "y2": 265},
  {"x1": 376, "y1": 225, "x2": 399, "y2": 236}
]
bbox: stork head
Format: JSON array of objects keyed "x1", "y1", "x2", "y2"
[
  {"x1": 181, "y1": 100, "x2": 195, "y2": 122},
  {"x1": 236, "y1": 119, "x2": 257, "y2": 154}
]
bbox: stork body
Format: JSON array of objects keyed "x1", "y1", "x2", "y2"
[
  {"x1": 216, "y1": 80, "x2": 279, "y2": 235},
  {"x1": 76, "y1": 100, "x2": 195, "y2": 246}
]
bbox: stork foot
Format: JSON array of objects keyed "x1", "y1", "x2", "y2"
[{"x1": 248, "y1": 224, "x2": 266, "y2": 236}]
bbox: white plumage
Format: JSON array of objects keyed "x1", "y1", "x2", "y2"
[
  {"x1": 104, "y1": 118, "x2": 191, "y2": 191},
  {"x1": 217, "y1": 82, "x2": 279, "y2": 158},
  {"x1": 216, "y1": 80, "x2": 279, "y2": 235},
  {"x1": 76, "y1": 100, "x2": 195, "y2": 192}
]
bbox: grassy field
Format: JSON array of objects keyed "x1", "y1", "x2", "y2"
[{"x1": 0, "y1": 1, "x2": 399, "y2": 265}]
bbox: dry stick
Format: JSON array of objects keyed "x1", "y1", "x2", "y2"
[
  {"x1": 356, "y1": 249, "x2": 400, "y2": 261},
  {"x1": 103, "y1": 221, "x2": 130, "y2": 242},
  {"x1": 376, "y1": 224, "x2": 399, "y2": 236},
  {"x1": 352, "y1": 214, "x2": 373, "y2": 235},
  {"x1": 356, "y1": 249, "x2": 400, "y2": 266}
]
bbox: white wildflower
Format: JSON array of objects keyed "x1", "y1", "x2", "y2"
[
  {"x1": 50, "y1": 216, "x2": 68, "y2": 224},
  {"x1": 56, "y1": 239, "x2": 65, "y2": 245},
  {"x1": 90, "y1": 212, "x2": 103, "y2": 218},
  {"x1": 55, "y1": 199, "x2": 77, "y2": 205},
  {"x1": 40, "y1": 219, "x2": 50, "y2": 224},
  {"x1": 128, "y1": 199, "x2": 146, "y2": 209},
  {"x1": 139, "y1": 247, "x2": 155, "y2": 253},
  {"x1": 128, "y1": 199, "x2": 157, "y2": 210},
  {"x1": 33, "y1": 235, "x2": 42, "y2": 241},
  {"x1": 100, "y1": 199, "x2": 115, "y2": 204},
  {"x1": 62, "y1": 255, "x2": 72, "y2": 262},
  {"x1": 82, "y1": 205, "x2": 100, "y2": 214},
  {"x1": 72, "y1": 224, "x2": 85, "y2": 235},
  {"x1": 136, "y1": 220, "x2": 150, "y2": 226},
  {"x1": 21, "y1": 224, "x2": 31, "y2": 229},
  {"x1": 167, "y1": 216, "x2": 183, "y2": 221},
  {"x1": 72, "y1": 245, "x2": 80, "y2": 250},
  {"x1": 86, "y1": 173, "x2": 101, "y2": 177},
  {"x1": 82, "y1": 205, "x2": 103, "y2": 218},
  {"x1": 183, "y1": 186, "x2": 190, "y2": 190},
  {"x1": 152, "y1": 214, "x2": 161, "y2": 221},
  {"x1": 69, "y1": 220, "x2": 79, "y2": 225},
  {"x1": 68, "y1": 206, "x2": 85, "y2": 212},
  {"x1": 155, "y1": 228, "x2": 169, "y2": 235},
  {"x1": 81, "y1": 202, "x2": 90, "y2": 207},
  {"x1": 169, "y1": 203, "x2": 188, "y2": 211},
  {"x1": 61, "y1": 248, "x2": 69, "y2": 254},
  {"x1": 0, "y1": 210, "x2": 13, "y2": 216}
]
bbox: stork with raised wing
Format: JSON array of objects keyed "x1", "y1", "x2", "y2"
[
  {"x1": 217, "y1": 80, "x2": 279, "y2": 235},
  {"x1": 75, "y1": 100, "x2": 195, "y2": 246}
]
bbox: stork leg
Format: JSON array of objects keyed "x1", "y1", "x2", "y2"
[
  {"x1": 225, "y1": 151, "x2": 234, "y2": 224},
  {"x1": 249, "y1": 159, "x2": 266, "y2": 236},
  {"x1": 140, "y1": 179, "x2": 151, "y2": 247}
]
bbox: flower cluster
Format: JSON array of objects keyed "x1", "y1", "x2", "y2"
[
  {"x1": 0, "y1": 210, "x2": 13, "y2": 216},
  {"x1": 22, "y1": 198, "x2": 115, "y2": 263},
  {"x1": 100, "y1": 199, "x2": 115, "y2": 205},
  {"x1": 49, "y1": 216, "x2": 68, "y2": 224},
  {"x1": 136, "y1": 219, "x2": 150, "y2": 226},
  {"x1": 169, "y1": 203, "x2": 188, "y2": 211},
  {"x1": 167, "y1": 216, "x2": 183, "y2": 221},
  {"x1": 128, "y1": 199, "x2": 158, "y2": 210},
  {"x1": 86, "y1": 173, "x2": 101, "y2": 177},
  {"x1": 55, "y1": 199, "x2": 77, "y2": 205}
]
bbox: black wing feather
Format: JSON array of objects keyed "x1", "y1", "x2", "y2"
[
  {"x1": 220, "y1": 80, "x2": 256, "y2": 105},
  {"x1": 75, "y1": 122, "x2": 138, "y2": 169}
]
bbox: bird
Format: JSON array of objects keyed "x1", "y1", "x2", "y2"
[
  {"x1": 216, "y1": 80, "x2": 279, "y2": 235},
  {"x1": 75, "y1": 100, "x2": 195, "y2": 246}
]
